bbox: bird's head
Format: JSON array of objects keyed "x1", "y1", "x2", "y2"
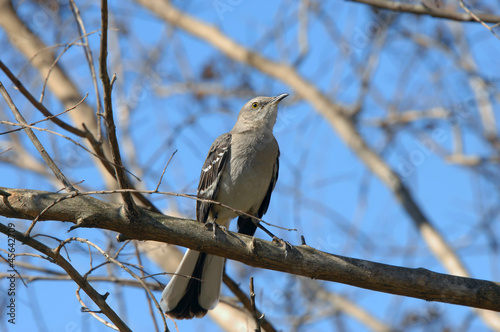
[{"x1": 233, "y1": 93, "x2": 289, "y2": 132}]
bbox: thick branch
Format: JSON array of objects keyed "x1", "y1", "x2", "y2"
[{"x1": 0, "y1": 187, "x2": 499, "y2": 312}]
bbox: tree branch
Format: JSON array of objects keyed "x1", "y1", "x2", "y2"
[
  {"x1": 0, "y1": 221, "x2": 132, "y2": 332},
  {"x1": 99, "y1": 0, "x2": 137, "y2": 214},
  {"x1": 346, "y1": 0, "x2": 500, "y2": 23},
  {"x1": 0, "y1": 82, "x2": 75, "y2": 192},
  {"x1": 0, "y1": 187, "x2": 499, "y2": 312}
]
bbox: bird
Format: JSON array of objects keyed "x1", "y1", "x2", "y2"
[{"x1": 160, "y1": 93, "x2": 288, "y2": 319}]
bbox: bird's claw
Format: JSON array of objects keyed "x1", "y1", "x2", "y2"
[
  {"x1": 272, "y1": 237, "x2": 293, "y2": 258},
  {"x1": 205, "y1": 222, "x2": 226, "y2": 239}
]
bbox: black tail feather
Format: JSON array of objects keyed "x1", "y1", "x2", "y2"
[
  {"x1": 237, "y1": 216, "x2": 258, "y2": 236},
  {"x1": 165, "y1": 253, "x2": 208, "y2": 319}
]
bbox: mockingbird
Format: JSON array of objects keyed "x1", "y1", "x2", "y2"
[{"x1": 160, "y1": 93, "x2": 288, "y2": 319}]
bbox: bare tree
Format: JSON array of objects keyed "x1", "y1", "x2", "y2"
[{"x1": 0, "y1": 0, "x2": 499, "y2": 331}]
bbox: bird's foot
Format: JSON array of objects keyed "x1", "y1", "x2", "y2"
[
  {"x1": 272, "y1": 237, "x2": 294, "y2": 258},
  {"x1": 205, "y1": 222, "x2": 224, "y2": 239}
]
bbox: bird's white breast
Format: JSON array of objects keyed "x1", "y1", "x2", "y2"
[{"x1": 214, "y1": 131, "x2": 278, "y2": 222}]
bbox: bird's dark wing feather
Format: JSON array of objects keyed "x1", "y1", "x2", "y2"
[
  {"x1": 237, "y1": 149, "x2": 280, "y2": 236},
  {"x1": 258, "y1": 149, "x2": 279, "y2": 217},
  {"x1": 196, "y1": 133, "x2": 231, "y2": 224}
]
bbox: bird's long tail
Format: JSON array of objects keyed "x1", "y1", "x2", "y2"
[{"x1": 160, "y1": 249, "x2": 224, "y2": 319}]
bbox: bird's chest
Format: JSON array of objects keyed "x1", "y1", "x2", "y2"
[{"x1": 218, "y1": 135, "x2": 277, "y2": 210}]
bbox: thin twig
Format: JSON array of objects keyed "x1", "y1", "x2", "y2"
[
  {"x1": 76, "y1": 286, "x2": 119, "y2": 331},
  {"x1": 69, "y1": 0, "x2": 104, "y2": 141},
  {"x1": 0, "y1": 223, "x2": 133, "y2": 332},
  {"x1": 135, "y1": 243, "x2": 160, "y2": 332},
  {"x1": 155, "y1": 149, "x2": 177, "y2": 191},
  {"x1": 0, "y1": 60, "x2": 87, "y2": 138},
  {"x1": 25, "y1": 192, "x2": 78, "y2": 237},
  {"x1": 223, "y1": 273, "x2": 277, "y2": 332},
  {"x1": 250, "y1": 277, "x2": 263, "y2": 332},
  {"x1": 459, "y1": 0, "x2": 500, "y2": 40},
  {"x1": 55, "y1": 237, "x2": 169, "y2": 331},
  {"x1": 0, "y1": 81, "x2": 75, "y2": 192},
  {"x1": 0, "y1": 93, "x2": 88, "y2": 136},
  {"x1": 0, "y1": 121, "x2": 140, "y2": 181},
  {"x1": 30, "y1": 188, "x2": 296, "y2": 233},
  {"x1": 0, "y1": 148, "x2": 12, "y2": 156}
]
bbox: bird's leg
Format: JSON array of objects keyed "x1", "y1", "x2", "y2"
[
  {"x1": 271, "y1": 237, "x2": 293, "y2": 258},
  {"x1": 251, "y1": 218, "x2": 293, "y2": 258},
  {"x1": 204, "y1": 213, "x2": 221, "y2": 239}
]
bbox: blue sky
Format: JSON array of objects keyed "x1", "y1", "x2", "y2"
[{"x1": 1, "y1": 0, "x2": 499, "y2": 331}]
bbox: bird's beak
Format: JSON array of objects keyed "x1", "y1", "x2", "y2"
[{"x1": 270, "y1": 93, "x2": 289, "y2": 105}]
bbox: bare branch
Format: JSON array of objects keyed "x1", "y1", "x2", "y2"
[
  {"x1": 0, "y1": 187, "x2": 499, "y2": 312},
  {"x1": 459, "y1": 0, "x2": 500, "y2": 39},
  {"x1": 223, "y1": 273, "x2": 277, "y2": 332},
  {"x1": 0, "y1": 82, "x2": 75, "y2": 192},
  {"x1": 346, "y1": 0, "x2": 500, "y2": 23},
  {"x1": 0, "y1": 222, "x2": 132, "y2": 332},
  {"x1": 69, "y1": 0, "x2": 104, "y2": 140},
  {"x1": 99, "y1": 0, "x2": 137, "y2": 213},
  {"x1": 0, "y1": 60, "x2": 88, "y2": 138}
]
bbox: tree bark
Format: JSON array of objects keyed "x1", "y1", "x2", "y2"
[{"x1": 1, "y1": 187, "x2": 499, "y2": 312}]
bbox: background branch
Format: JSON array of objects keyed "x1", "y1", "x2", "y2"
[
  {"x1": 346, "y1": 0, "x2": 500, "y2": 23},
  {"x1": 0, "y1": 221, "x2": 132, "y2": 332}
]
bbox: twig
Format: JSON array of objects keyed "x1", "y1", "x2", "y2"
[
  {"x1": 25, "y1": 192, "x2": 77, "y2": 237},
  {"x1": 0, "y1": 254, "x2": 27, "y2": 287},
  {"x1": 155, "y1": 150, "x2": 177, "y2": 191},
  {"x1": 459, "y1": 0, "x2": 500, "y2": 40},
  {"x1": 0, "y1": 81, "x2": 75, "y2": 192},
  {"x1": 99, "y1": 0, "x2": 137, "y2": 214},
  {"x1": 0, "y1": 148, "x2": 12, "y2": 156},
  {"x1": 0, "y1": 93, "x2": 88, "y2": 136},
  {"x1": 223, "y1": 273, "x2": 278, "y2": 332},
  {"x1": 38, "y1": 42, "x2": 79, "y2": 104},
  {"x1": 0, "y1": 60, "x2": 87, "y2": 138},
  {"x1": 0, "y1": 121, "x2": 140, "y2": 181},
  {"x1": 0, "y1": 273, "x2": 162, "y2": 289},
  {"x1": 22, "y1": 188, "x2": 296, "y2": 234},
  {"x1": 250, "y1": 277, "x2": 263, "y2": 332},
  {"x1": 54, "y1": 237, "x2": 169, "y2": 331},
  {"x1": 69, "y1": 0, "x2": 104, "y2": 141},
  {"x1": 0, "y1": 223, "x2": 132, "y2": 332},
  {"x1": 135, "y1": 243, "x2": 160, "y2": 332},
  {"x1": 76, "y1": 286, "x2": 118, "y2": 331}
]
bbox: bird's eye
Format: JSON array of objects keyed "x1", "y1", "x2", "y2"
[{"x1": 251, "y1": 102, "x2": 258, "y2": 109}]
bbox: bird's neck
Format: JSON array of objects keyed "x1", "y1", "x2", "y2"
[{"x1": 232, "y1": 111, "x2": 277, "y2": 134}]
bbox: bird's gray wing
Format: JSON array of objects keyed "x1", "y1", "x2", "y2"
[
  {"x1": 237, "y1": 149, "x2": 280, "y2": 236},
  {"x1": 196, "y1": 133, "x2": 231, "y2": 224}
]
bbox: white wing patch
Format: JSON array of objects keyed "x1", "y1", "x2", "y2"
[
  {"x1": 202, "y1": 150, "x2": 226, "y2": 173},
  {"x1": 197, "y1": 134, "x2": 231, "y2": 223}
]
